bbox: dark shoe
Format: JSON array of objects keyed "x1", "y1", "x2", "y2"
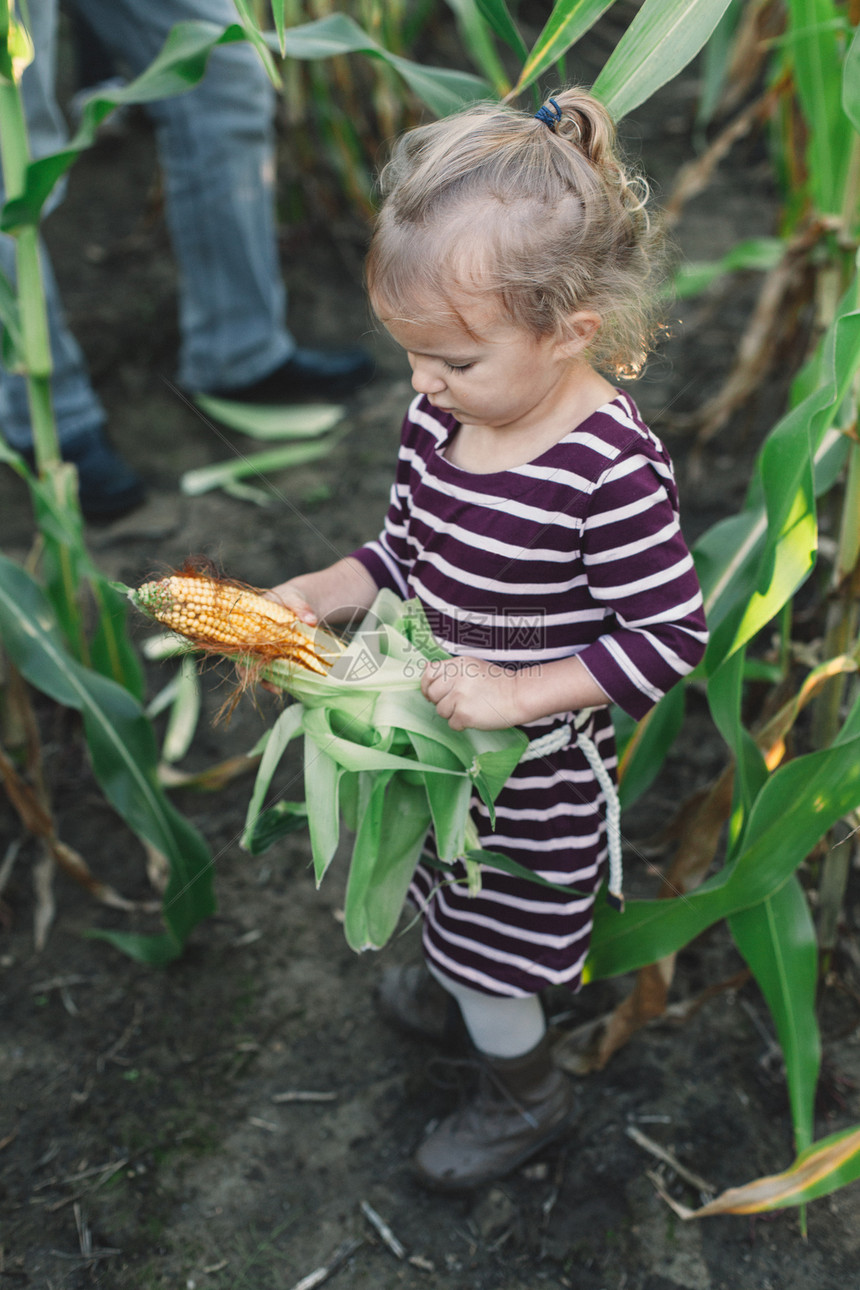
[
  {"x1": 376, "y1": 964, "x2": 463, "y2": 1045},
  {"x1": 205, "y1": 346, "x2": 375, "y2": 404},
  {"x1": 414, "y1": 1034, "x2": 575, "y2": 1191},
  {"x1": 68, "y1": 433, "x2": 145, "y2": 520},
  {"x1": 21, "y1": 432, "x2": 145, "y2": 521}
]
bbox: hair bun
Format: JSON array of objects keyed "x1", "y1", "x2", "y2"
[{"x1": 551, "y1": 90, "x2": 614, "y2": 167}]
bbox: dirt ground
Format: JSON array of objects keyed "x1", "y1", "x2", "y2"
[{"x1": 2, "y1": 20, "x2": 860, "y2": 1290}]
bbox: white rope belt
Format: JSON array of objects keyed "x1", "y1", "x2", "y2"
[{"x1": 523, "y1": 711, "x2": 624, "y2": 912}]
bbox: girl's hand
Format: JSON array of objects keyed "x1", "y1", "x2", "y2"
[
  {"x1": 420, "y1": 656, "x2": 521, "y2": 731},
  {"x1": 265, "y1": 579, "x2": 320, "y2": 627},
  {"x1": 265, "y1": 559, "x2": 378, "y2": 628},
  {"x1": 252, "y1": 580, "x2": 321, "y2": 694}
]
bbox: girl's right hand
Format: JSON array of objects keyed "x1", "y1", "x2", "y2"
[
  {"x1": 263, "y1": 557, "x2": 378, "y2": 629},
  {"x1": 264, "y1": 579, "x2": 320, "y2": 627},
  {"x1": 250, "y1": 580, "x2": 320, "y2": 695}
]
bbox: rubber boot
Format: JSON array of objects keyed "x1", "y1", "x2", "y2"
[
  {"x1": 376, "y1": 963, "x2": 462, "y2": 1044},
  {"x1": 413, "y1": 1033, "x2": 575, "y2": 1191}
]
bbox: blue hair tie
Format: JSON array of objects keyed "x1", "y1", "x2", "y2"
[{"x1": 534, "y1": 98, "x2": 562, "y2": 130}]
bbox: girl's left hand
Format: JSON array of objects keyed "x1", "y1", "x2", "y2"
[{"x1": 420, "y1": 656, "x2": 520, "y2": 731}]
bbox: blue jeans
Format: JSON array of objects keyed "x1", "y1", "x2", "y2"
[{"x1": 0, "y1": 0, "x2": 294, "y2": 450}]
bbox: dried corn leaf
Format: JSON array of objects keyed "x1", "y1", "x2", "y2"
[{"x1": 666, "y1": 1125, "x2": 860, "y2": 1217}]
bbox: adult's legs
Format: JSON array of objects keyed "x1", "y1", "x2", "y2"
[
  {"x1": 76, "y1": 0, "x2": 294, "y2": 391},
  {"x1": 1, "y1": 0, "x2": 370, "y2": 485},
  {"x1": 0, "y1": 0, "x2": 109, "y2": 453}
]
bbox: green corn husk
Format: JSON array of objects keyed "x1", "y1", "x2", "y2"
[
  {"x1": 130, "y1": 581, "x2": 527, "y2": 950},
  {"x1": 242, "y1": 589, "x2": 528, "y2": 950}
]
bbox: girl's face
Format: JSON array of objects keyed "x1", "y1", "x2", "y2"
[{"x1": 374, "y1": 294, "x2": 592, "y2": 437}]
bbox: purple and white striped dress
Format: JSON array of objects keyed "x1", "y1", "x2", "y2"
[{"x1": 352, "y1": 392, "x2": 707, "y2": 997}]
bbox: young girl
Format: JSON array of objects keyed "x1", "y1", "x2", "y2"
[{"x1": 269, "y1": 89, "x2": 708, "y2": 1190}]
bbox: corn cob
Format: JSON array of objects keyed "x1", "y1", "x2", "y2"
[{"x1": 135, "y1": 574, "x2": 340, "y2": 675}]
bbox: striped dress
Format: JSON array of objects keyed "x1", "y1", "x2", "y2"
[{"x1": 351, "y1": 391, "x2": 707, "y2": 997}]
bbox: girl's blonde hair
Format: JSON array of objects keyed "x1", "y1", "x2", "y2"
[{"x1": 366, "y1": 88, "x2": 665, "y2": 378}]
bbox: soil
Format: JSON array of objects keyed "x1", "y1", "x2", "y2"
[{"x1": 2, "y1": 20, "x2": 860, "y2": 1290}]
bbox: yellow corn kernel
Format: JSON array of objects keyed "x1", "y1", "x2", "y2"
[{"x1": 135, "y1": 574, "x2": 333, "y2": 674}]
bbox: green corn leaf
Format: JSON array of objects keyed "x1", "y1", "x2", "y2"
[
  {"x1": 592, "y1": 0, "x2": 736, "y2": 122},
  {"x1": 676, "y1": 1124, "x2": 860, "y2": 1216},
  {"x1": 0, "y1": 555, "x2": 214, "y2": 964},
  {"x1": 179, "y1": 433, "x2": 343, "y2": 497},
  {"x1": 694, "y1": 0, "x2": 743, "y2": 131},
  {"x1": 192, "y1": 395, "x2": 343, "y2": 440},
  {"x1": 787, "y1": 0, "x2": 851, "y2": 214},
  {"x1": 304, "y1": 739, "x2": 351, "y2": 884},
  {"x1": 513, "y1": 0, "x2": 615, "y2": 96},
  {"x1": 220, "y1": 478, "x2": 277, "y2": 506},
  {"x1": 444, "y1": 0, "x2": 511, "y2": 96},
  {"x1": 837, "y1": 687, "x2": 860, "y2": 744},
  {"x1": 475, "y1": 0, "x2": 529, "y2": 62},
  {"x1": 1, "y1": 15, "x2": 33, "y2": 82},
  {"x1": 275, "y1": 13, "x2": 492, "y2": 117},
  {"x1": 702, "y1": 285, "x2": 860, "y2": 670},
  {"x1": 378, "y1": 50, "x2": 492, "y2": 117},
  {"x1": 0, "y1": 444, "x2": 145, "y2": 697},
  {"x1": 740, "y1": 657, "x2": 786, "y2": 685},
  {"x1": 0, "y1": 442, "x2": 87, "y2": 652},
  {"x1": 140, "y1": 630, "x2": 190, "y2": 662},
  {"x1": 695, "y1": 511, "x2": 769, "y2": 629},
  {"x1": 27, "y1": 465, "x2": 92, "y2": 657},
  {"x1": 729, "y1": 876, "x2": 821, "y2": 1155},
  {"x1": 242, "y1": 702, "x2": 306, "y2": 848},
  {"x1": 337, "y1": 764, "x2": 361, "y2": 835},
  {"x1": 87, "y1": 576, "x2": 145, "y2": 702},
  {"x1": 615, "y1": 683, "x2": 685, "y2": 810},
  {"x1": 146, "y1": 672, "x2": 182, "y2": 720},
  {"x1": 160, "y1": 654, "x2": 202, "y2": 764},
  {"x1": 300, "y1": 705, "x2": 439, "y2": 776},
  {"x1": 230, "y1": 0, "x2": 281, "y2": 86},
  {"x1": 343, "y1": 770, "x2": 432, "y2": 951},
  {"x1": 586, "y1": 732, "x2": 860, "y2": 980},
  {"x1": 243, "y1": 799, "x2": 309, "y2": 855},
  {"x1": 409, "y1": 728, "x2": 475, "y2": 860},
  {"x1": 706, "y1": 647, "x2": 768, "y2": 831},
  {"x1": 461, "y1": 848, "x2": 590, "y2": 897},
  {"x1": 669, "y1": 238, "x2": 785, "y2": 300},
  {"x1": 844, "y1": 25, "x2": 860, "y2": 131},
  {"x1": 271, "y1": 0, "x2": 286, "y2": 54}
]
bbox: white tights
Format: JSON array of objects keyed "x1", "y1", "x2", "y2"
[{"x1": 428, "y1": 962, "x2": 546, "y2": 1058}]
